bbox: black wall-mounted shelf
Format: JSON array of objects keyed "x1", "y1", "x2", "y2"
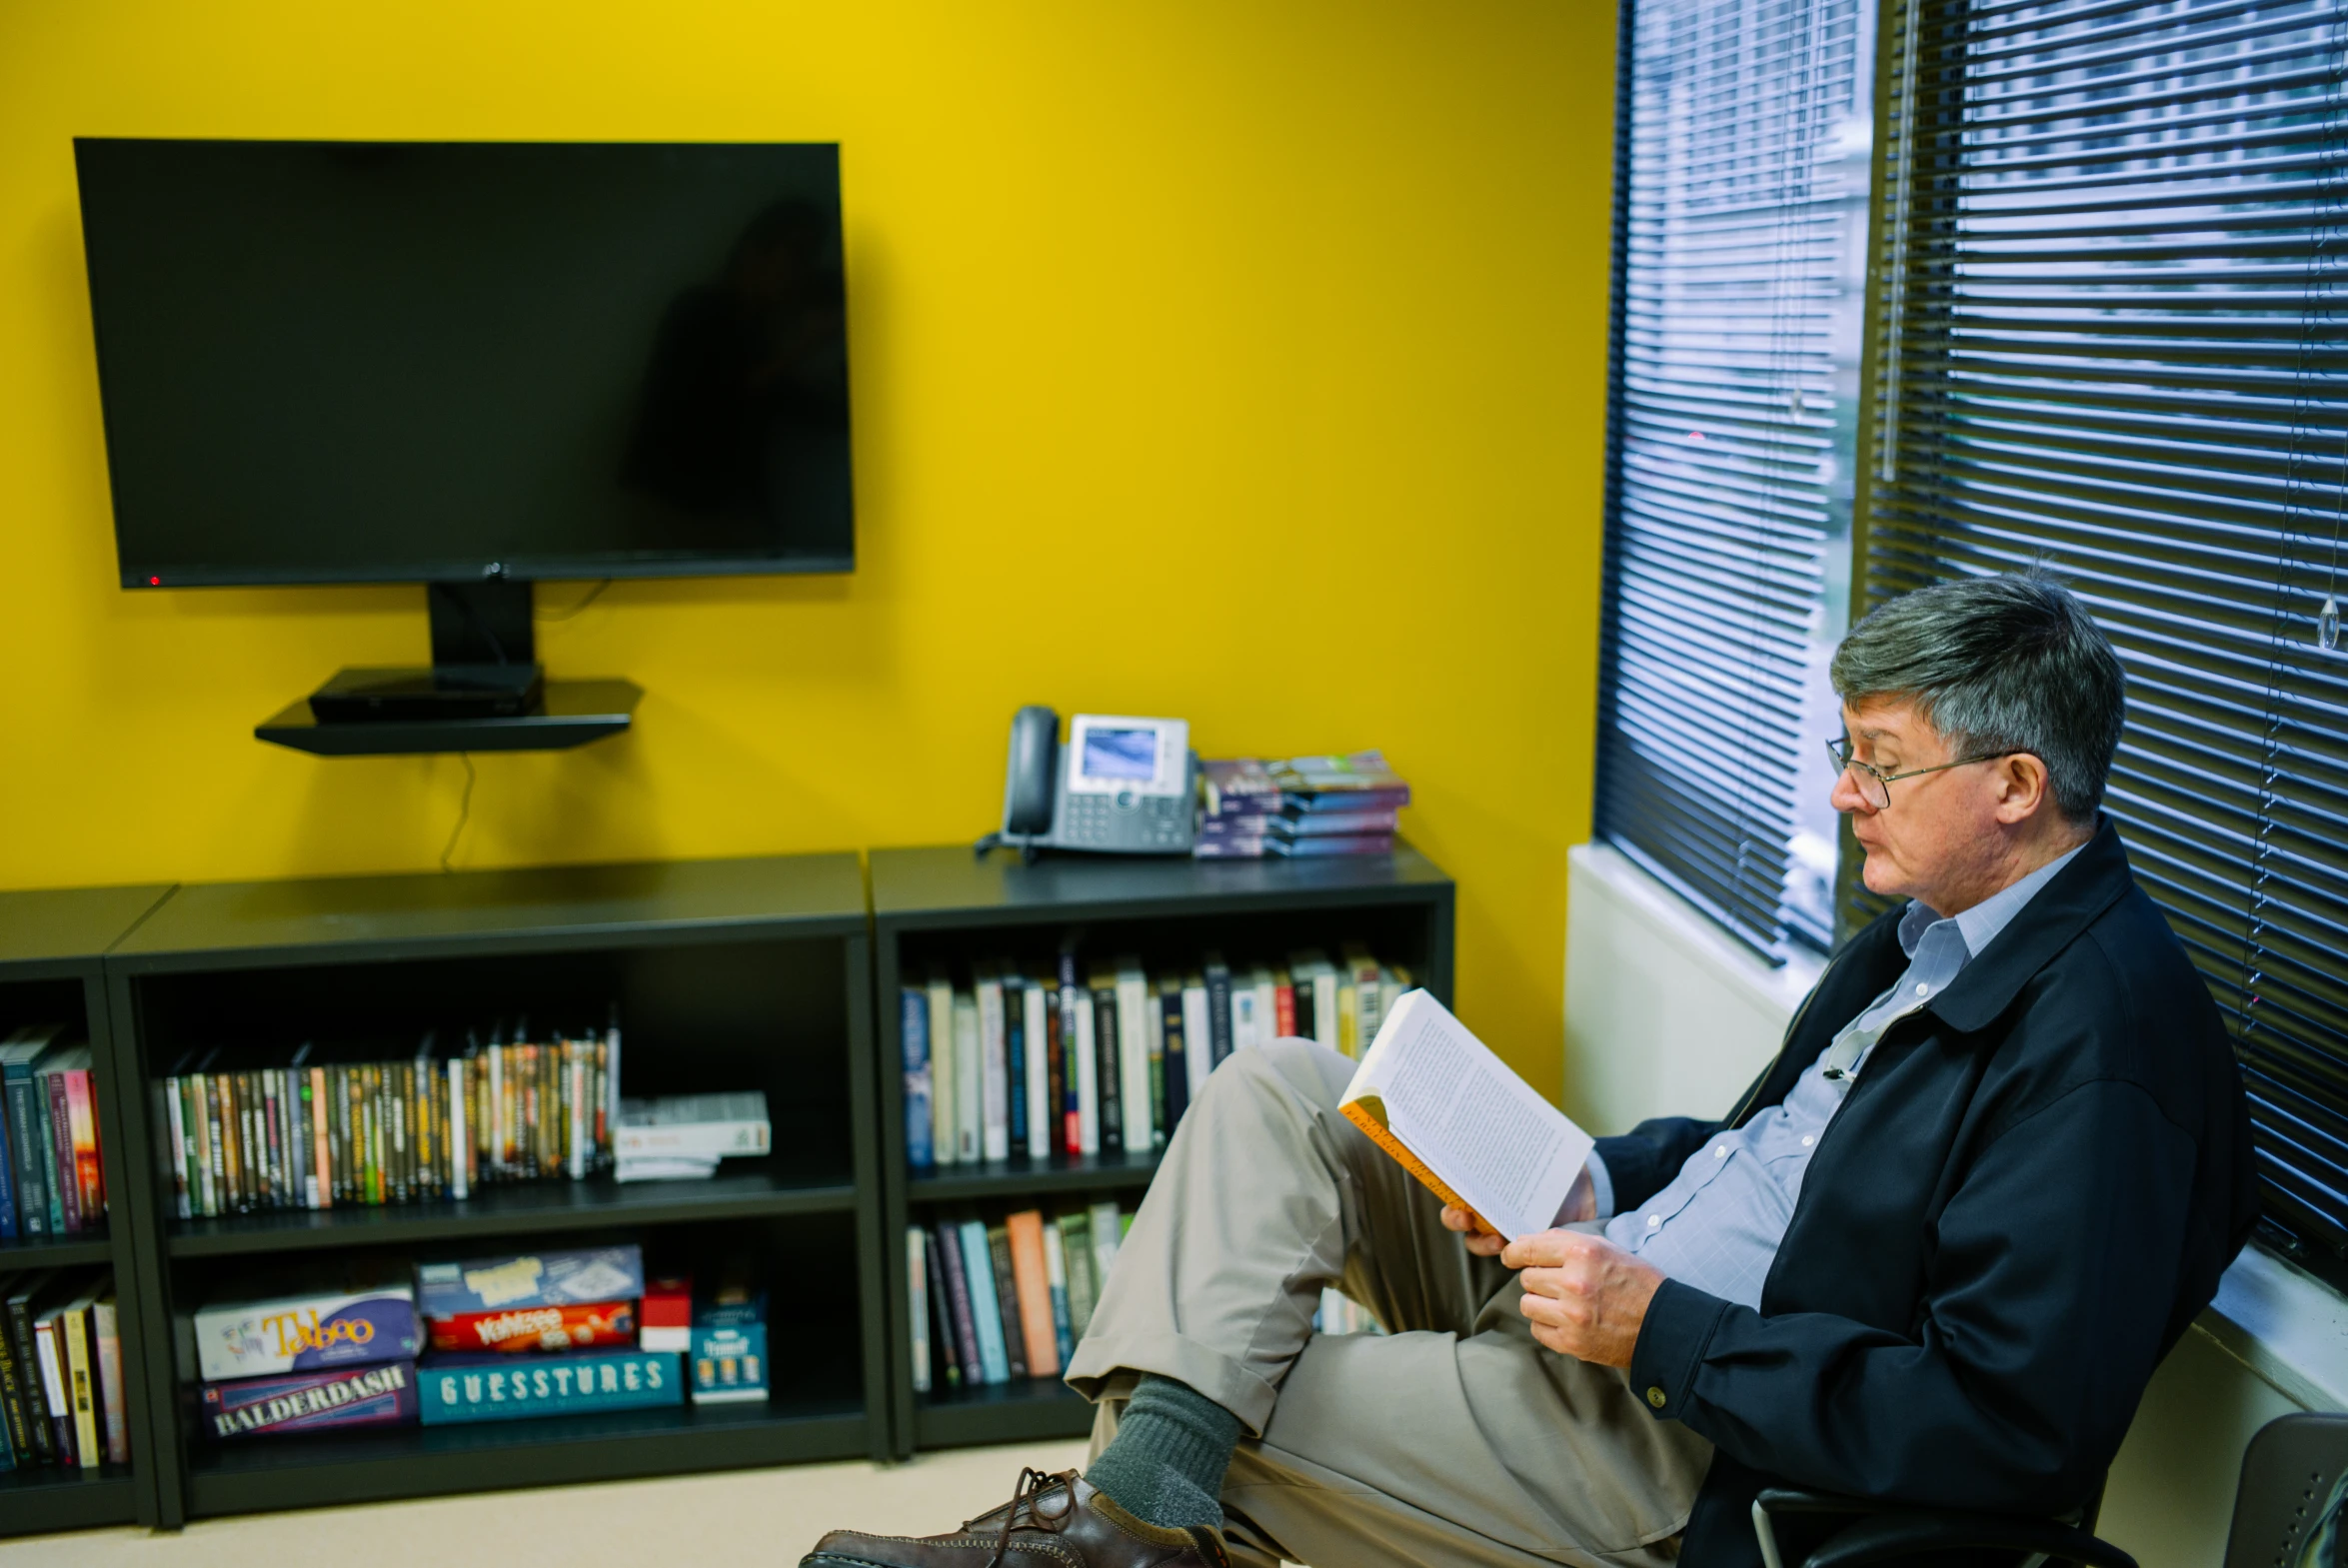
[{"x1": 254, "y1": 679, "x2": 642, "y2": 756}]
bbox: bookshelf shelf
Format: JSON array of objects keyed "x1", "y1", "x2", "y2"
[
  {"x1": 0, "y1": 1463, "x2": 141, "y2": 1537},
  {"x1": 913, "y1": 1375, "x2": 1096, "y2": 1449},
  {"x1": 165, "y1": 1166, "x2": 861, "y2": 1258},
  {"x1": 908, "y1": 1148, "x2": 1161, "y2": 1204},
  {"x1": 871, "y1": 843, "x2": 1453, "y2": 1459},
  {"x1": 100, "y1": 853, "x2": 889, "y2": 1527},
  {"x1": 0, "y1": 1231, "x2": 118, "y2": 1270},
  {"x1": 184, "y1": 1389, "x2": 868, "y2": 1518},
  {"x1": 0, "y1": 882, "x2": 176, "y2": 1534}
]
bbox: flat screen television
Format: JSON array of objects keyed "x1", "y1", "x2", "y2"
[{"x1": 75, "y1": 138, "x2": 853, "y2": 589}]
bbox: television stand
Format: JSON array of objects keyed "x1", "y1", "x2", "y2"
[
  {"x1": 253, "y1": 579, "x2": 642, "y2": 756},
  {"x1": 308, "y1": 663, "x2": 546, "y2": 722}
]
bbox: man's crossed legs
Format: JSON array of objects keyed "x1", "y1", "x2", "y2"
[{"x1": 809, "y1": 1038, "x2": 1710, "y2": 1568}]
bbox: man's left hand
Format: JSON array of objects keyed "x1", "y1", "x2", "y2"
[{"x1": 1502, "y1": 1227, "x2": 1665, "y2": 1367}]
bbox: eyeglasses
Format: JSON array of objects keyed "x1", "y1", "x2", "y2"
[{"x1": 1824, "y1": 737, "x2": 2021, "y2": 811}]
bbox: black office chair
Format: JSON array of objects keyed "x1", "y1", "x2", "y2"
[
  {"x1": 1749, "y1": 1411, "x2": 2348, "y2": 1568},
  {"x1": 1749, "y1": 1480, "x2": 2132, "y2": 1568},
  {"x1": 2219, "y1": 1413, "x2": 2348, "y2": 1568}
]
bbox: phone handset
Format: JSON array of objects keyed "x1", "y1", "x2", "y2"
[
  {"x1": 975, "y1": 706, "x2": 1197, "y2": 860},
  {"x1": 1002, "y1": 705, "x2": 1060, "y2": 837},
  {"x1": 974, "y1": 705, "x2": 1063, "y2": 860}
]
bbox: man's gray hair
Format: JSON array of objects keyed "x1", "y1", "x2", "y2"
[{"x1": 1829, "y1": 571, "x2": 2126, "y2": 820}]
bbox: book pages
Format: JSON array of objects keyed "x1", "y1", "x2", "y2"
[{"x1": 1340, "y1": 990, "x2": 1592, "y2": 1240}]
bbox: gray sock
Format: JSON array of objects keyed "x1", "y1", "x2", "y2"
[{"x1": 1085, "y1": 1375, "x2": 1243, "y2": 1531}]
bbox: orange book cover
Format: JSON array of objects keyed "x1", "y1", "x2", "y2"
[
  {"x1": 1005, "y1": 1209, "x2": 1060, "y2": 1377},
  {"x1": 310, "y1": 1066, "x2": 333, "y2": 1209},
  {"x1": 1338, "y1": 1099, "x2": 1487, "y2": 1233}
]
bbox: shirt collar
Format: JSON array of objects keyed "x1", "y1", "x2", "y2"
[{"x1": 1896, "y1": 833, "x2": 2095, "y2": 963}]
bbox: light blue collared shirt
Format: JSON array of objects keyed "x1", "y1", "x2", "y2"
[{"x1": 1586, "y1": 840, "x2": 2089, "y2": 1309}]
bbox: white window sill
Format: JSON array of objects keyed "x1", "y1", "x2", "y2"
[
  {"x1": 2200, "y1": 1244, "x2": 2348, "y2": 1412},
  {"x1": 1567, "y1": 841, "x2": 1824, "y2": 1014}
]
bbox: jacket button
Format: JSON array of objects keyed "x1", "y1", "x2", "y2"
[{"x1": 1645, "y1": 1386, "x2": 1666, "y2": 1409}]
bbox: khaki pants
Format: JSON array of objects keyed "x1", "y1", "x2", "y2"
[{"x1": 1065, "y1": 1038, "x2": 1712, "y2": 1568}]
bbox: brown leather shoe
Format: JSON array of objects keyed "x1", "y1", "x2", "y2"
[{"x1": 804, "y1": 1466, "x2": 1228, "y2": 1568}]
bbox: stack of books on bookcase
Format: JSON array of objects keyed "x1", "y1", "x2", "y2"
[
  {"x1": 1193, "y1": 752, "x2": 1410, "y2": 859},
  {"x1": 0, "y1": 1268, "x2": 128, "y2": 1471},
  {"x1": 907, "y1": 1199, "x2": 1129, "y2": 1395},
  {"x1": 192, "y1": 1243, "x2": 774, "y2": 1443},
  {"x1": 614, "y1": 1092, "x2": 773, "y2": 1184},
  {"x1": 900, "y1": 944, "x2": 1416, "y2": 1171},
  {"x1": 156, "y1": 1015, "x2": 622, "y2": 1217},
  {"x1": 0, "y1": 1025, "x2": 107, "y2": 1242}
]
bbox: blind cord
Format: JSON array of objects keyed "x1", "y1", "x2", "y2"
[
  {"x1": 2310, "y1": 1, "x2": 2348, "y2": 654},
  {"x1": 441, "y1": 753, "x2": 476, "y2": 873}
]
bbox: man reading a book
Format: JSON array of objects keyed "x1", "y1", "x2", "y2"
[{"x1": 806, "y1": 573, "x2": 2255, "y2": 1568}]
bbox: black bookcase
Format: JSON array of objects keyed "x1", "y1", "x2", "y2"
[
  {"x1": 100, "y1": 854, "x2": 886, "y2": 1525},
  {"x1": 0, "y1": 882, "x2": 173, "y2": 1534},
  {"x1": 0, "y1": 840, "x2": 1459, "y2": 1532},
  {"x1": 870, "y1": 844, "x2": 1454, "y2": 1459}
]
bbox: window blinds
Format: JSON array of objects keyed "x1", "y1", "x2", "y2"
[
  {"x1": 1595, "y1": 0, "x2": 1870, "y2": 959},
  {"x1": 1854, "y1": 0, "x2": 2348, "y2": 1256}
]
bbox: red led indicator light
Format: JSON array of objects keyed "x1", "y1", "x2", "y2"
[{"x1": 149, "y1": 576, "x2": 161, "y2": 585}]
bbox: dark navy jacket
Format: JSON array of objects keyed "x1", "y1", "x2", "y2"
[{"x1": 1603, "y1": 820, "x2": 2258, "y2": 1566}]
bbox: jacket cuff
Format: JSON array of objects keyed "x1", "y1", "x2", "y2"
[{"x1": 1628, "y1": 1277, "x2": 1728, "y2": 1421}]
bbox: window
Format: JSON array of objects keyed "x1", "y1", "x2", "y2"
[
  {"x1": 1595, "y1": 0, "x2": 1873, "y2": 962},
  {"x1": 1855, "y1": 0, "x2": 2348, "y2": 1260}
]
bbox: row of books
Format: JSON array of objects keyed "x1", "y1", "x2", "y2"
[
  {"x1": 196, "y1": 1244, "x2": 768, "y2": 1439},
  {"x1": 157, "y1": 1019, "x2": 622, "y2": 1218},
  {"x1": 0, "y1": 1267, "x2": 128, "y2": 1470},
  {"x1": 1312, "y1": 1288, "x2": 1382, "y2": 1337},
  {"x1": 1192, "y1": 751, "x2": 1410, "y2": 859},
  {"x1": 902, "y1": 945, "x2": 1414, "y2": 1169},
  {"x1": 908, "y1": 1198, "x2": 1131, "y2": 1393},
  {"x1": 0, "y1": 1025, "x2": 106, "y2": 1241}
]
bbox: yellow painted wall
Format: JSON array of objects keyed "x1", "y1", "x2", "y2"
[{"x1": 0, "y1": 0, "x2": 1618, "y2": 1093}]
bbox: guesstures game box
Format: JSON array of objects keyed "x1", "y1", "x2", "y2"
[{"x1": 417, "y1": 1349, "x2": 681, "y2": 1425}]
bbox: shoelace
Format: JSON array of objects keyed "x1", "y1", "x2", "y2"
[{"x1": 971, "y1": 1466, "x2": 1078, "y2": 1568}]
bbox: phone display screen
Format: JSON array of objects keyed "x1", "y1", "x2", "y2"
[{"x1": 1081, "y1": 728, "x2": 1160, "y2": 781}]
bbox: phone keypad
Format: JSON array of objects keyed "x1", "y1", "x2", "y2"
[{"x1": 1062, "y1": 791, "x2": 1190, "y2": 850}]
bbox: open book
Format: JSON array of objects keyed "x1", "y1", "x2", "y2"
[{"x1": 1339, "y1": 990, "x2": 1595, "y2": 1241}]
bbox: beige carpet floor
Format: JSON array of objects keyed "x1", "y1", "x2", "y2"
[{"x1": 6, "y1": 1440, "x2": 1091, "y2": 1567}]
